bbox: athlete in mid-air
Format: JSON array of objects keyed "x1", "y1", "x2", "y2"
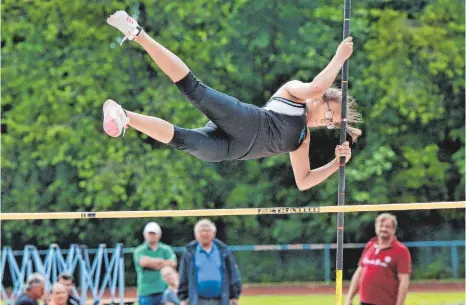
[{"x1": 103, "y1": 11, "x2": 362, "y2": 190}]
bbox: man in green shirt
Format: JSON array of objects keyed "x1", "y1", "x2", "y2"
[{"x1": 134, "y1": 222, "x2": 177, "y2": 305}]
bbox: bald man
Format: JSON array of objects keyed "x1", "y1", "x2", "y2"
[{"x1": 49, "y1": 283, "x2": 68, "y2": 305}]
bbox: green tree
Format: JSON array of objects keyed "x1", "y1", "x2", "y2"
[{"x1": 1, "y1": 0, "x2": 464, "y2": 282}]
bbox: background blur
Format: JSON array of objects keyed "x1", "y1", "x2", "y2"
[{"x1": 1, "y1": 0, "x2": 465, "y2": 289}]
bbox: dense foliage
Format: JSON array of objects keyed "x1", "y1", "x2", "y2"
[{"x1": 2, "y1": 0, "x2": 464, "y2": 281}]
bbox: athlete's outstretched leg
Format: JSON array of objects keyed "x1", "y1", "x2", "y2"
[
  {"x1": 173, "y1": 72, "x2": 261, "y2": 141},
  {"x1": 103, "y1": 99, "x2": 174, "y2": 143},
  {"x1": 106, "y1": 11, "x2": 259, "y2": 143},
  {"x1": 102, "y1": 100, "x2": 229, "y2": 162},
  {"x1": 107, "y1": 11, "x2": 189, "y2": 82},
  {"x1": 106, "y1": 11, "x2": 253, "y2": 126},
  {"x1": 134, "y1": 31, "x2": 189, "y2": 83}
]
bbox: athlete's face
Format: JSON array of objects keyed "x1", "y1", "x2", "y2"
[{"x1": 306, "y1": 99, "x2": 340, "y2": 128}]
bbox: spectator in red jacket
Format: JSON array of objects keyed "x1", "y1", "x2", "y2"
[{"x1": 345, "y1": 213, "x2": 411, "y2": 305}]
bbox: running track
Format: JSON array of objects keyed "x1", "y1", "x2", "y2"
[{"x1": 90, "y1": 282, "x2": 465, "y2": 304}]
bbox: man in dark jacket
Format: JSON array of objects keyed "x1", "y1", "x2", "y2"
[
  {"x1": 14, "y1": 273, "x2": 46, "y2": 305},
  {"x1": 178, "y1": 219, "x2": 241, "y2": 305}
]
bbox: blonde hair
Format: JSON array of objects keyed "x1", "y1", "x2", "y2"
[{"x1": 323, "y1": 88, "x2": 363, "y2": 142}]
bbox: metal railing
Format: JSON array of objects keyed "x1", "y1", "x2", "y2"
[{"x1": 1, "y1": 244, "x2": 124, "y2": 305}]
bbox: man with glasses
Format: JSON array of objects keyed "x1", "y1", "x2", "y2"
[
  {"x1": 14, "y1": 273, "x2": 46, "y2": 305},
  {"x1": 345, "y1": 213, "x2": 411, "y2": 305},
  {"x1": 103, "y1": 10, "x2": 360, "y2": 191},
  {"x1": 178, "y1": 219, "x2": 241, "y2": 305}
]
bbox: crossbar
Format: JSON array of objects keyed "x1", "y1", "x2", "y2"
[{"x1": 1, "y1": 201, "x2": 464, "y2": 220}]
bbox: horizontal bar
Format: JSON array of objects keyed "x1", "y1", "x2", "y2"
[{"x1": 1, "y1": 201, "x2": 464, "y2": 220}]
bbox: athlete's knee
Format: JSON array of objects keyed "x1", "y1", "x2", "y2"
[
  {"x1": 174, "y1": 71, "x2": 206, "y2": 104},
  {"x1": 167, "y1": 126, "x2": 224, "y2": 162},
  {"x1": 167, "y1": 126, "x2": 188, "y2": 150}
]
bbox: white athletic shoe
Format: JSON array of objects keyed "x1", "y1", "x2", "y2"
[
  {"x1": 103, "y1": 99, "x2": 130, "y2": 137},
  {"x1": 106, "y1": 11, "x2": 142, "y2": 45}
]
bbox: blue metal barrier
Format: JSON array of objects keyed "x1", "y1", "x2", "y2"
[{"x1": 0, "y1": 244, "x2": 125, "y2": 305}]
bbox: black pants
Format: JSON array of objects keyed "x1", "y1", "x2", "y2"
[{"x1": 168, "y1": 72, "x2": 261, "y2": 162}]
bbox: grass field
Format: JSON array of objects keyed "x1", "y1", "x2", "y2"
[{"x1": 240, "y1": 292, "x2": 465, "y2": 305}]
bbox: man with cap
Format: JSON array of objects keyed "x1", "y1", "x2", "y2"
[{"x1": 134, "y1": 222, "x2": 177, "y2": 305}]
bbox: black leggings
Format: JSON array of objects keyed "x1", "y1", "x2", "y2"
[{"x1": 167, "y1": 72, "x2": 261, "y2": 162}]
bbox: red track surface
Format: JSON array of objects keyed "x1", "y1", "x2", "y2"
[
  {"x1": 3, "y1": 282, "x2": 465, "y2": 304},
  {"x1": 91, "y1": 282, "x2": 465, "y2": 302},
  {"x1": 240, "y1": 282, "x2": 466, "y2": 295}
]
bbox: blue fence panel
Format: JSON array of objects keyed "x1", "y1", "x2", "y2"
[{"x1": 0, "y1": 244, "x2": 125, "y2": 305}]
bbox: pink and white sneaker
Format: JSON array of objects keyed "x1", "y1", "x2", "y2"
[
  {"x1": 106, "y1": 10, "x2": 142, "y2": 45},
  {"x1": 103, "y1": 99, "x2": 130, "y2": 137}
]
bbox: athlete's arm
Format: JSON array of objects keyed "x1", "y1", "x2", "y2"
[
  {"x1": 284, "y1": 37, "x2": 353, "y2": 99},
  {"x1": 290, "y1": 135, "x2": 351, "y2": 191}
]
